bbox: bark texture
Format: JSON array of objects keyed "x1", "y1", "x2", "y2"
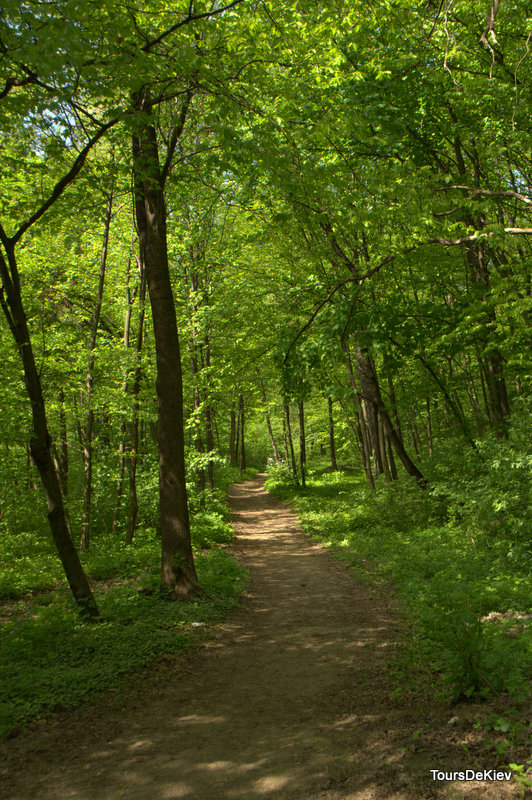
[
  {"x1": 327, "y1": 396, "x2": 338, "y2": 471},
  {"x1": 298, "y1": 400, "x2": 306, "y2": 488},
  {"x1": 132, "y1": 94, "x2": 198, "y2": 597},
  {"x1": 0, "y1": 242, "x2": 98, "y2": 617}
]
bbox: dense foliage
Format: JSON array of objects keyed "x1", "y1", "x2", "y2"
[
  {"x1": 267, "y1": 441, "x2": 532, "y2": 703},
  {"x1": 1, "y1": 0, "x2": 530, "y2": 734}
]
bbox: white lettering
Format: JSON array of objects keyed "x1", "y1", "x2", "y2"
[{"x1": 431, "y1": 767, "x2": 513, "y2": 781}]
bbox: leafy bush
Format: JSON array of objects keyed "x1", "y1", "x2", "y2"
[
  {"x1": 191, "y1": 511, "x2": 234, "y2": 548},
  {"x1": 265, "y1": 459, "x2": 297, "y2": 489}
]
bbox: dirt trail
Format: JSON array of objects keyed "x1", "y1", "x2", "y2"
[{"x1": 0, "y1": 476, "x2": 521, "y2": 800}]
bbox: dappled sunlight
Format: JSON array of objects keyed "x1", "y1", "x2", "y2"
[
  {"x1": 160, "y1": 783, "x2": 193, "y2": 799},
  {"x1": 128, "y1": 739, "x2": 154, "y2": 751},
  {"x1": 2, "y1": 476, "x2": 497, "y2": 800},
  {"x1": 174, "y1": 715, "x2": 226, "y2": 726},
  {"x1": 251, "y1": 773, "x2": 292, "y2": 793}
]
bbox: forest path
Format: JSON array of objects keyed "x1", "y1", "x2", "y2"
[{"x1": 0, "y1": 476, "x2": 516, "y2": 800}]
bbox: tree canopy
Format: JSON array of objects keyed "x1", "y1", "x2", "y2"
[{"x1": 1, "y1": 0, "x2": 531, "y2": 719}]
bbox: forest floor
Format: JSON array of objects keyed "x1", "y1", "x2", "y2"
[{"x1": 0, "y1": 475, "x2": 528, "y2": 800}]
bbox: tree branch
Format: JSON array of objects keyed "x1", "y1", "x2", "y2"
[
  {"x1": 9, "y1": 117, "x2": 119, "y2": 246},
  {"x1": 283, "y1": 226, "x2": 532, "y2": 363},
  {"x1": 0, "y1": 247, "x2": 17, "y2": 338},
  {"x1": 141, "y1": 0, "x2": 244, "y2": 52},
  {"x1": 0, "y1": 72, "x2": 39, "y2": 101},
  {"x1": 426, "y1": 229, "x2": 532, "y2": 245},
  {"x1": 161, "y1": 90, "x2": 193, "y2": 186},
  {"x1": 438, "y1": 184, "x2": 532, "y2": 206}
]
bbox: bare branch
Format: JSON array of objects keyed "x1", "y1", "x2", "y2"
[
  {"x1": 512, "y1": 27, "x2": 532, "y2": 128},
  {"x1": 0, "y1": 242, "x2": 17, "y2": 337},
  {"x1": 480, "y1": 0, "x2": 500, "y2": 49},
  {"x1": 438, "y1": 184, "x2": 532, "y2": 206},
  {"x1": 0, "y1": 72, "x2": 39, "y2": 101},
  {"x1": 479, "y1": 0, "x2": 500, "y2": 78},
  {"x1": 9, "y1": 117, "x2": 119, "y2": 246},
  {"x1": 427, "y1": 229, "x2": 532, "y2": 245},
  {"x1": 142, "y1": 0, "x2": 244, "y2": 52},
  {"x1": 0, "y1": 285, "x2": 17, "y2": 339},
  {"x1": 161, "y1": 90, "x2": 193, "y2": 186}
]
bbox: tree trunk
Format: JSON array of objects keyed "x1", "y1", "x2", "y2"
[
  {"x1": 465, "y1": 244, "x2": 510, "y2": 434},
  {"x1": 408, "y1": 407, "x2": 421, "y2": 455},
  {"x1": 256, "y1": 367, "x2": 280, "y2": 460},
  {"x1": 415, "y1": 351, "x2": 478, "y2": 451},
  {"x1": 80, "y1": 189, "x2": 113, "y2": 550},
  {"x1": 450, "y1": 125, "x2": 510, "y2": 433},
  {"x1": 328, "y1": 396, "x2": 338, "y2": 471},
  {"x1": 234, "y1": 401, "x2": 240, "y2": 467},
  {"x1": 353, "y1": 352, "x2": 383, "y2": 475},
  {"x1": 192, "y1": 389, "x2": 206, "y2": 504},
  {"x1": 213, "y1": 409, "x2": 221, "y2": 452},
  {"x1": 387, "y1": 374, "x2": 403, "y2": 446},
  {"x1": 351, "y1": 342, "x2": 426, "y2": 486},
  {"x1": 386, "y1": 434, "x2": 398, "y2": 481},
  {"x1": 426, "y1": 396, "x2": 433, "y2": 457},
  {"x1": 284, "y1": 403, "x2": 299, "y2": 486},
  {"x1": 126, "y1": 267, "x2": 146, "y2": 546},
  {"x1": 477, "y1": 354, "x2": 492, "y2": 422},
  {"x1": 26, "y1": 442, "x2": 37, "y2": 490},
  {"x1": 184, "y1": 260, "x2": 209, "y2": 495},
  {"x1": 344, "y1": 348, "x2": 375, "y2": 490},
  {"x1": 282, "y1": 414, "x2": 289, "y2": 468},
  {"x1": 206, "y1": 402, "x2": 215, "y2": 491},
  {"x1": 112, "y1": 434, "x2": 127, "y2": 534},
  {"x1": 238, "y1": 393, "x2": 246, "y2": 473},
  {"x1": 58, "y1": 388, "x2": 69, "y2": 497},
  {"x1": 298, "y1": 400, "x2": 306, "y2": 488},
  {"x1": 205, "y1": 335, "x2": 215, "y2": 491},
  {"x1": 378, "y1": 412, "x2": 392, "y2": 484},
  {"x1": 365, "y1": 399, "x2": 382, "y2": 475},
  {"x1": 228, "y1": 400, "x2": 237, "y2": 467},
  {"x1": 132, "y1": 93, "x2": 198, "y2": 597},
  {"x1": 126, "y1": 418, "x2": 139, "y2": 546},
  {"x1": 112, "y1": 248, "x2": 136, "y2": 534},
  {"x1": 462, "y1": 355, "x2": 483, "y2": 430},
  {"x1": 0, "y1": 243, "x2": 98, "y2": 617}
]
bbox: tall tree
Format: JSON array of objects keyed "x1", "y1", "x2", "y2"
[{"x1": 132, "y1": 92, "x2": 198, "y2": 597}]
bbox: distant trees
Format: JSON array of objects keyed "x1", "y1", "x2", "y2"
[{"x1": 1, "y1": 0, "x2": 531, "y2": 610}]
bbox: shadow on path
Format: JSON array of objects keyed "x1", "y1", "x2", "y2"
[{"x1": 0, "y1": 476, "x2": 517, "y2": 800}]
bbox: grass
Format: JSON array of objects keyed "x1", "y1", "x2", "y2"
[
  {"x1": 0, "y1": 546, "x2": 248, "y2": 738},
  {"x1": 266, "y1": 464, "x2": 532, "y2": 704},
  {"x1": 0, "y1": 465, "x2": 252, "y2": 738}
]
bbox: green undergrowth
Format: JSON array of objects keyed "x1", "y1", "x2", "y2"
[
  {"x1": 0, "y1": 464, "x2": 253, "y2": 600},
  {"x1": 0, "y1": 472, "x2": 250, "y2": 738},
  {"x1": 0, "y1": 548, "x2": 248, "y2": 738},
  {"x1": 266, "y1": 461, "x2": 532, "y2": 704}
]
